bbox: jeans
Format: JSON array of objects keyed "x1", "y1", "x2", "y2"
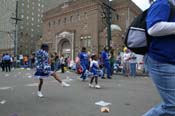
[
  {"x1": 102, "y1": 61, "x2": 111, "y2": 78},
  {"x1": 130, "y1": 63, "x2": 137, "y2": 77},
  {"x1": 143, "y1": 55, "x2": 175, "y2": 116}
]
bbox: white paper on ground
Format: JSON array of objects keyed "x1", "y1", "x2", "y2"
[
  {"x1": 28, "y1": 76, "x2": 32, "y2": 78},
  {"x1": 0, "y1": 86, "x2": 13, "y2": 90},
  {"x1": 5, "y1": 74, "x2": 10, "y2": 77},
  {"x1": 62, "y1": 77, "x2": 73, "y2": 82},
  {"x1": 27, "y1": 68, "x2": 31, "y2": 70},
  {"x1": 25, "y1": 83, "x2": 38, "y2": 87},
  {"x1": 0, "y1": 100, "x2": 6, "y2": 104},
  {"x1": 95, "y1": 101, "x2": 112, "y2": 107}
]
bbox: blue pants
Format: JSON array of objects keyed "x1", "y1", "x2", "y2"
[
  {"x1": 103, "y1": 61, "x2": 111, "y2": 78},
  {"x1": 143, "y1": 55, "x2": 175, "y2": 116},
  {"x1": 129, "y1": 63, "x2": 137, "y2": 77},
  {"x1": 80, "y1": 63, "x2": 88, "y2": 80}
]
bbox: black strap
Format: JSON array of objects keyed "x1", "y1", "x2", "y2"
[{"x1": 168, "y1": 1, "x2": 175, "y2": 21}]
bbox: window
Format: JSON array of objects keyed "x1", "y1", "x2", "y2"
[
  {"x1": 80, "y1": 37, "x2": 91, "y2": 48},
  {"x1": 21, "y1": 14, "x2": 24, "y2": 19},
  {"x1": 64, "y1": 18, "x2": 66, "y2": 24},
  {"x1": 48, "y1": 22, "x2": 51, "y2": 28},
  {"x1": 20, "y1": 26, "x2": 23, "y2": 29},
  {"x1": 77, "y1": 14, "x2": 80, "y2": 21},
  {"x1": 84, "y1": 12, "x2": 87, "y2": 19},
  {"x1": 58, "y1": 19, "x2": 61, "y2": 25},
  {"x1": 26, "y1": 16, "x2": 29, "y2": 20},
  {"x1": 70, "y1": 16, "x2": 73, "y2": 22},
  {"x1": 53, "y1": 20, "x2": 56, "y2": 25}
]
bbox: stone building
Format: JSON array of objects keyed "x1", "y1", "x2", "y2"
[
  {"x1": 0, "y1": 0, "x2": 16, "y2": 55},
  {"x1": 42, "y1": 0, "x2": 142, "y2": 60}
]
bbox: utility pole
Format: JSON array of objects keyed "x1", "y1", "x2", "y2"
[
  {"x1": 10, "y1": 0, "x2": 21, "y2": 56},
  {"x1": 99, "y1": 0, "x2": 115, "y2": 50},
  {"x1": 106, "y1": 0, "x2": 112, "y2": 50}
]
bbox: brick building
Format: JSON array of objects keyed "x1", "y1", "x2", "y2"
[{"x1": 42, "y1": 0, "x2": 142, "y2": 60}]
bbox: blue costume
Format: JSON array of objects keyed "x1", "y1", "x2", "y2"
[
  {"x1": 78, "y1": 51, "x2": 89, "y2": 80},
  {"x1": 101, "y1": 50, "x2": 111, "y2": 79},
  {"x1": 90, "y1": 60, "x2": 103, "y2": 77},
  {"x1": 34, "y1": 49, "x2": 52, "y2": 78}
]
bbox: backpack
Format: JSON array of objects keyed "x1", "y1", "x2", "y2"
[{"x1": 124, "y1": 2, "x2": 175, "y2": 55}]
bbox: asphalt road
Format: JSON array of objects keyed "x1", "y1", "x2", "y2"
[{"x1": 0, "y1": 68, "x2": 160, "y2": 116}]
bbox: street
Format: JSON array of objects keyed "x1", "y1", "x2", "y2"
[{"x1": 0, "y1": 69, "x2": 160, "y2": 116}]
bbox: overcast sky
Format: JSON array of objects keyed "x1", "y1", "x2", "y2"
[{"x1": 132, "y1": 0, "x2": 151, "y2": 10}]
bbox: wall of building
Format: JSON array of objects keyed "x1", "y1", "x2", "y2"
[
  {"x1": 42, "y1": 0, "x2": 142, "y2": 59},
  {"x1": 0, "y1": 0, "x2": 16, "y2": 55}
]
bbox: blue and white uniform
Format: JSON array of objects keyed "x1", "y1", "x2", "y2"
[
  {"x1": 34, "y1": 49, "x2": 53, "y2": 78},
  {"x1": 90, "y1": 60, "x2": 99, "y2": 77},
  {"x1": 78, "y1": 52, "x2": 89, "y2": 80}
]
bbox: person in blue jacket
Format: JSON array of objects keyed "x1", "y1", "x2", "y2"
[
  {"x1": 101, "y1": 47, "x2": 111, "y2": 79},
  {"x1": 78, "y1": 47, "x2": 89, "y2": 81},
  {"x1": 143, "y1": 0, "x2": 175, "y2": 115}
]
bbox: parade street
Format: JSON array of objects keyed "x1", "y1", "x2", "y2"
[{"x1": 0, "y1": 69, "x2": 160, "y2": 116}]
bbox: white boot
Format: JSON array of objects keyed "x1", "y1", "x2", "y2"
[
  {"x1": 89, "y1": 83, "x2": 94, "y2": 88},
  {"x1": 95, "y1": 84, "x2": 101, "y2": 89},
  {"x1": 37, "y1": 91, "x2": 44, "y2": 97},
  {"x1": 61, "y1": 81, "x2": 70, "y2": 87}
]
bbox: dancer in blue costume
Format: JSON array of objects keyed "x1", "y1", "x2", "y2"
[{"x1": 34, "y1": 44, "x2": 70, "y2": 97}]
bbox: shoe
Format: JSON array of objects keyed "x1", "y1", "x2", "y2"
[
  {"x1": 107, "y1": 77, "x2": 112, "y2": 79},
  {"x1": 61, "y1": 81, "x2": 70, "y2": 87},
  {"x1": 95, "y1": 84, "x2": 101, "y2": 89},
  {"x1": 89, "y1": 83, "x2": 94, "y2": 88},
  {"x1": 37, "y1": 91, "x2": 44, "y2": 98}
]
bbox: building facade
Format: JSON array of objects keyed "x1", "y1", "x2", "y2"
[
  {"x1": 0, "y1": 0, "x2": 69, "y2": 56},
  {"x1": 42, "y1": 0, "x2": 142, "y2": 60},
  {"x1": 0, "y1": 0, "x2": 16, "y2": 55},
  {"x1": 17, "y1": 0, "x2": 45, "y2": 55}
]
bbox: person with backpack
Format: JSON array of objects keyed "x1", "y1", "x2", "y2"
[{"x1": 143, "y1": 0, "x2": 175, "y2": 115}]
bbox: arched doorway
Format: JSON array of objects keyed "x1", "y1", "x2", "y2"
[
  {"x1": 56, "y1": 31, "x2": 75, "y2": 60},
  {"x1": 58, "y1": 39, "x2": 71, "y2": 57}
]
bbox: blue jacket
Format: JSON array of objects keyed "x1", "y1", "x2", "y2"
[{"x1": 146, "y1": 0, "x2": 175, "y2": 63}]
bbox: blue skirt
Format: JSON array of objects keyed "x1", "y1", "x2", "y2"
[{"x1": 34, "y1": 71, "x2": 53, "y2": 79}]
